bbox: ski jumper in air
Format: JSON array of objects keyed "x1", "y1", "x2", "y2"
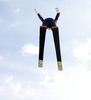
[{"x1": 35, "y1": 8, "x2": 62, "y2": 70}]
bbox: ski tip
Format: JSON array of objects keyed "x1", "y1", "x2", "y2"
[
  {"x1": 38, "y1": 60, "x2": 43, "y2": 68},
  {"x1": 58, "y1": 61, "x2": 63, "y2": 71},
  {"x1": 58, "y1": 67, "x2": 63, "y2": 71}
]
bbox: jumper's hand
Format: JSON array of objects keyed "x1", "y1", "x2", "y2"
[
  {"x1": 55, "y1": 8, "x2": 60, "y2": 13},
  {"x1": 34, "y1": 9, "x2": 39, "y2": 14}
]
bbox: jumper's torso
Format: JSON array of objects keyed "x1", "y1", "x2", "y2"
[{"x1": 43, "y1": 18, "x2": 56, "y2": 28}]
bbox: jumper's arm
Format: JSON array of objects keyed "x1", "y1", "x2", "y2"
[
  {"x1": 35, "y1": 9, "x2": 44, "y2": 22},
  {"x1": 55, "y1": 8, "x2": 60, "y2": 22},
  {"x1": 37, "y1": 14, "x2": 44, "y2": 22}
]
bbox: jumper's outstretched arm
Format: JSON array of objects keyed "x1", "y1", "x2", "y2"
[
  {"x1": 34, "y1": 9, "x2": 39, "y2": 14},
  {"x1": 55, "y1": 8, "x2": 60, "y2": 22},
  {"x1": 34, "y1": 9, "x2": 44, "y2": 22}
]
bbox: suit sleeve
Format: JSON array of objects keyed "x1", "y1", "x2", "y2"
[
  {"x1": 55, "y1": 13, "x2": 60, "y2": 22},
  {"x1": 37, "y1": 13, "x2": 44, "y2": 22}
]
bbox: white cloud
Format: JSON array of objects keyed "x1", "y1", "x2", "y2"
[
  {"x1": 0, "y1": 65, "x2": 91, "y2": 100},
  {"x1": 11, "y1": 82, "x2": 22, "y2": 94},
  {"x1": 0, "y1": 56, "x2": 4, "y2": 60},
  {"x1": 21, "y1": 43, "x2": 39, "y2": 55},
  {"x1": 0, "y1": 87, "x2": 4, "y2": 97},
  {"x1": 3, "y1": 75, "x2": 36, "y2": 99},
  {"x1": 40, "y1": 75, "x2": 55, "y2": 87},
  {"x1": 14, "y1": 8, "x2": 20, "y2": 14},
  {"x1": 5, "y1": 75, "x2": 21, "y2": 94},
  {"x1": 38, "y1": 66, "x2": 91, "y2": 100},
  {"x1": 5, "y1": 75, "x2": 13, "y2": 83},
  {"x1": 73, "y1": 38, "x2": 91, "y2": 61}
]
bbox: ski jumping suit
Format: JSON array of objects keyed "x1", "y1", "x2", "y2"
[{"x1": 37, "y1": 12, "x2": 62, "y2": 70}]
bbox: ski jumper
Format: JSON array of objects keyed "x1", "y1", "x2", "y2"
[{"x1": 37, "y1": 13, "x2": 62, "y2": 70}]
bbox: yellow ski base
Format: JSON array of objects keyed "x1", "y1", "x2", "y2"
[
  {"x1": 40, "y1": 26, "x2": 47, "y2": 28},
  {"x1": 58, "y1": 61, "x2": 62, "y2": 71},
  {"x1": 39, "y1": 60, "x2": 43, "y2": 68},
  {"x1": 51, "y1": 26, "x2": 58, "y2": 28}
]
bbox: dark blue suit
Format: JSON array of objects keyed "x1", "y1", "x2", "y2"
[{"x1": 37, "y1": 13, "x2": 60, "y2": 28}]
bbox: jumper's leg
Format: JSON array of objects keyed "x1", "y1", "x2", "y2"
[
  {"x1": 39, "y1": 26, "x2": 47, "y2": 68},
  {"x1": 51, "y1": 27, "x2": 62, "y2": 70}
]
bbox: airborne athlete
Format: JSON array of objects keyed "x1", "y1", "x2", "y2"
[{"x1": 35, "y1": 8, "x2": 62, "y2": 70}]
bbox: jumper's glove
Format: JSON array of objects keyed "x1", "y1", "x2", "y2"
[
  {"x1": 55, "y1": 8, "x2": 60, "y2": 13},
  {"x1": 34, "y1": 9, "x2": 39, "y2": 14}
]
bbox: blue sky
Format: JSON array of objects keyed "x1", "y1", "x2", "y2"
[{"x1": 0, "y1": 0, "x2": 91, "y2": 100}]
